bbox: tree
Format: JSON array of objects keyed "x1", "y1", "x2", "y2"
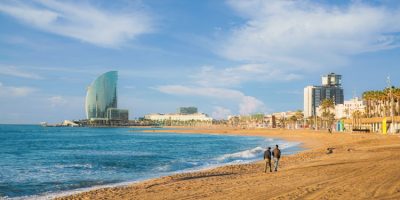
[
  {"x1": 363, "y1": 87, "x2": 400, "y2": 118},
  {"x1": 320, "y1": 99, "x2": 335, "y2": 129},
  {"x1": 289, "y1": 115, "x2": 297, "y2": 129},
  {"x1": 278, "y1": 117, "x2": 287, "y2": 128},
  {"x1": 294, "y1": 110, "x2": 304, "y2": 128}
]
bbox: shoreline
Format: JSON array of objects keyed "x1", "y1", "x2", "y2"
[
  {"x1": 57, "y1": 128, "x2": 400, "y2": 200},
  {"x1": 48, "y1": 131, "x2": 301, "y2": 199}
]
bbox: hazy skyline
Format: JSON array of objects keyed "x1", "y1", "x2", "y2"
[{"x1": 1, "y1": 0, "x2": 400, "y2": 124}]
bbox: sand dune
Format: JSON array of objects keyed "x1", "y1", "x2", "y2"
[{"x1": 57, "y1": 129, "x2": 400, "y2": 200}]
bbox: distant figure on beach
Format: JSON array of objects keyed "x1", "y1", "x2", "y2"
[
  {"x1": 264, "y1": 147, "x2": 272, "y2": 173},
  {"x1": 272, "y1": 145, "x2": 281, "y2": 172}
]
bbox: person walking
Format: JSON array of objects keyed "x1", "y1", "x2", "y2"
[
  {"x1": 272, "y1": 145, "x2": 281, "y2": 172},
  {"x1": 263, "y1": 147, "x2": 272, "y2": 173}
]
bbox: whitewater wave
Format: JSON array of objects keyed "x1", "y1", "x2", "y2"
[
  {"x1": 154, "y1": 161, "x2": 200, "y2": 172},
  {"x1": 217, "y1": 147, "x2": 265, "y2": 161},
  {"x1": 6, "y1": 180, "x2": 143, "y2": 200},
  {"x1": 217, "y1": 141, "x2": 302, "y2": 162},
  {"x1": 279, "y1": 142, "x2": 302, "y2": 151}
]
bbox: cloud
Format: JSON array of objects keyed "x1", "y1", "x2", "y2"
[
  {"x1": 212, "y1": 106, "x2": 232, "y2": 120},
  {"x1": 0, "y1": 0, "x2": 153, "y2": 47},
  {"x1": 48, "y1": 95, "x2": 67, "y2": 107},
  {"x1": 221, "y1": 0, "x2": 400, "y2": 69},
  {"x1": 0, "y1": 93, "x2": 85, "y2": 124},
  {"x1": 239, "y1": 96, "x2": 264, "y2": 115},
  {"x1": 193, "y1": 64, "x2": 302, "y2": 87},
  {"x1": 155, "y1": 85, "x2": 266, "y2": 115},
  {"x1": 0, "y1": 65, "x2": 43, "y2": 79},
  {"x1": 0, "y1": 82, "x2": 37, "y2": 96}
]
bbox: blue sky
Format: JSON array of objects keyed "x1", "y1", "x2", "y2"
[{"x1": 1, "y1": 0, "x2": 400, "y2": 124}]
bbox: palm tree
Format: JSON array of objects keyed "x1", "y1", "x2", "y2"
[
  {"x1": 294, "y1": 110, "x2": 304, "y2": 128},
  {"x1": 362, "y1": 87, "x2": 400, "y2": 118},
  {"x1": 288, "y1": 115, "x2": 297, "y2": 129},
  {"x1": 352, "y1": 110, "x2": 362, "y2": 129},
  {"x1": 320, "y1": 99, "x2": 335, "y2": 129},
  {"x1": 278, "y1": 117, "x2": 287, "y2": 128}
]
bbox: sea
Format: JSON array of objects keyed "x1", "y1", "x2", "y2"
[{"x1": 0, "y1": 125, "x2": 302, "y2": 199}]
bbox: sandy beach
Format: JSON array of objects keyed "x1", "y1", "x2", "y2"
[{"x1": 57, "y1": 128, "x2": 400, "y2": 200}]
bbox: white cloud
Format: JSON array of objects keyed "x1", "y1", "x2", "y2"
[
  {"x1": 0, "y1": 0, "x2": 153, "y2": 47},
  {"x1": 48, "y1": 95, "x2": 67, "y2": 107},
  {"x1": 0, "y1": 65, "x2": 43, "y2": 79},
  {"x1": 155, "y1": 85, "x2": 266, "y2": 115},
  {"x1": 239, "y1": 96, "x2": 264, "y2": 115},
  {"x1": 193, "y1": 64, "x2": 302, "y2": 87},
  {"x1": 212, "y1": 106, "x2": 232, "y2": 120},
  {"x1": 222, "y1": 0, "x2": 400, "y2": 69},
  {"x1": 0, "y1": 82, "x2": 37, "y2": 96}
]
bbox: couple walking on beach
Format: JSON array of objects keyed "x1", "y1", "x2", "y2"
[{"x1": 264, "y1": 145, "x2": 281, "y2": 173}]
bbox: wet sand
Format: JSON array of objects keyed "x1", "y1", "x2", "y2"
[{"x1": 57, "y1": 128, "x2": 400, "y2": 200}]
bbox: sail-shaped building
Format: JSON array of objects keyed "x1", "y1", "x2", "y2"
[{"x1": 85, "y1": 71, "x2": 128, "y2": 124}]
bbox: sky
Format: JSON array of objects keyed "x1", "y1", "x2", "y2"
[{"x1": 1, "y1": 0, "x2": 400, "y2": 124}]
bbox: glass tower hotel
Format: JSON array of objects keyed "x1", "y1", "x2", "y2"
[{"x1": 85, "y1": 71, "x2": 129, "y2": 125}]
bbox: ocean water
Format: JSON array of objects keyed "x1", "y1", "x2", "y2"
[{"x1": 0, "y1": 125, "x2": 302, "y2": 199}]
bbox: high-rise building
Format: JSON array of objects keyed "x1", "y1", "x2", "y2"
[
  {"x1": 85, "y1": 71, "x2": 118, "y2": 119},
  {"x1": 304, "y1": 73, "x2": 344, "y2": 118},
  {"x1": 178, "y1": 107, "x2": 198, "y2": 114},
  {"x1": 304, "y1": 86, "x2": 316, "y2": 117},
  {"x1": 322, "y1": 73, "x2": 342, "y2": 87}
]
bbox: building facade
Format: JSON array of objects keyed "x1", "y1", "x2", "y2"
[
  {"x1": 107, "y1": 108, "x2": 129, "y2": 122},
  {"x1": 144, "y1": 113, "x2": 212, "y2": 122},
  {"x1": 304, "y1": 86, "x2": 316, "y2": 118},
  {"x1": 335, "y1": 97, "x2": 365, "y2": 119},
  {"x1": 178, "y1": 107, "x2": 198, "y2": 114},
  {"x1": 85, "y1": 71, "x2": 129, "y2": 123},
  {"x1": 85, "y1": 71, "x2": 118, "y2": 119},
  {"x1": 304, "y1": 73, "x2": 344, "y2": 118}
]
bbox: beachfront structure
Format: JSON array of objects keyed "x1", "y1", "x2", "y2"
[
  {"x1": 178, "y1": 107, "x2": 198, "y2": 114},
  {"x1": 85, "y1": 71, "x2": 129, "y2": 124},
  {"x1": 335, "y1": 97, "x2": 365, "y2": 119},
  {"x1": 304, "y1": 73, "x2": 344, "y2": 118},
  {"x1": 107, "y1": 108, "x2": 129, "y2": 121},
  {"x1": 227, "y1": 111, "x2": 304, "y2": 129},
  {"x1": 338, "y1": 87, "x2": 400, "y2": 134},
  {"x1": 144, "y1": 113, "x2": 212, "y2": 122},
  {"x1": 228, "y1": 114, "x2": 266, "y2": 128}
]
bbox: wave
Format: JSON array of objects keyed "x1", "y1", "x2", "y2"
[
  {"x1": 217, "y1": 146, "x2": 265, "y2": 161},
  {"x1": 55, "y1": 163, "x2": 93, "y2": 169},
  {"x1": 217, "y1": 141, "x2": 302, "y2": 162},
  {"x1": 3, "y1": 138, "x2": 302, "y2": 200},
  {"x1": 4, "y1": 180, "x2": 143, "y2": 200}
]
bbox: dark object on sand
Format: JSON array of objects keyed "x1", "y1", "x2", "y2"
[{"x1": 326, "y1": 147, "x2": 335, "y2": 154}]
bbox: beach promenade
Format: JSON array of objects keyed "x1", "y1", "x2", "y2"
[{"x1": 57, "y1": 129, "x2": 400, "y2": 200}]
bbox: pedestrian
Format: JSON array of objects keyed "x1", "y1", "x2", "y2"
[
  {"x1": 272, "y1": 145, "x2": 281, "y2": 172},
  {"x1": 264, "y1": 147, "x2": 272, "y2": 173}
]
